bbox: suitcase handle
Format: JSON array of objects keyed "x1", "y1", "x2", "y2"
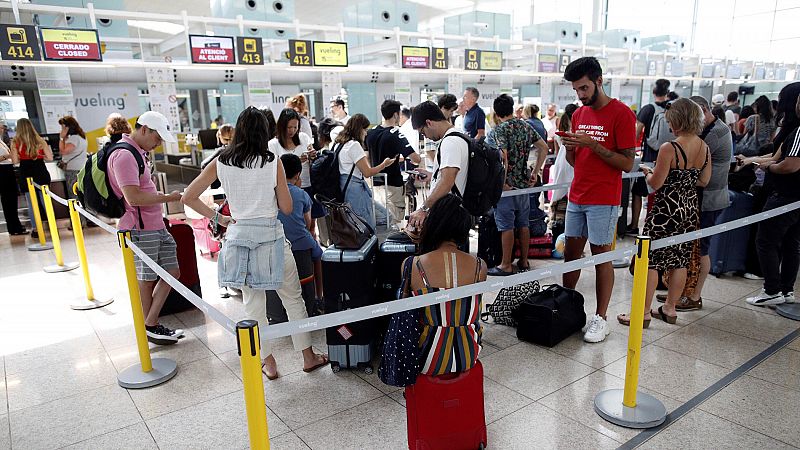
[{"x1": 423, "y1": 361, "x2": 481, "y2": 384}]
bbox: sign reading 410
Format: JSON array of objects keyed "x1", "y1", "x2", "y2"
[{"x1": 0, "y1": 24, "x2": 42, "y2": 61}]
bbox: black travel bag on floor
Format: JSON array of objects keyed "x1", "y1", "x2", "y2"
[{"x1": 513, "y1": 284, "x2": 586, "y2": 347}]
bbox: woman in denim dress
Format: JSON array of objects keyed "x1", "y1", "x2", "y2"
[{"x1": 183, "y1": 107, "x2": 328, "y2": 379}]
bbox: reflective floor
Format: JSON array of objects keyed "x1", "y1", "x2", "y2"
[{"x1": 1, "y1": 225, "x2": 799, "y2": 449}]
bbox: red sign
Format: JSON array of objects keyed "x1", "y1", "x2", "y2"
[
  {"x1": 39, "y1": 28, "x2": 102, "y2": 61},
  {"x1": 189, "y1": 35, "x2": 235, "y2": 64},
  {"x1": 401, "y1": 46, "x2": 430, "y2": 69}
]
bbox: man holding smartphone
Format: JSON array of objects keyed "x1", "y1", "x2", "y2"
[
  {"x1": 560, "y1": 57, "x2": 636, "y2": 343},
  {"x1": 366, "y1": 100, "x2": 421, "y2": 228}
]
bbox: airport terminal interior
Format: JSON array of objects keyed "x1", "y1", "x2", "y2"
[{"x1": 1, "y1": 0, "x2": 800, "y2": 449}]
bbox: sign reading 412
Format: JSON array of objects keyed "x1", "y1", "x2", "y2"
[{"x1": 0, "y1": 24, "x2": 42, "y2": 61}]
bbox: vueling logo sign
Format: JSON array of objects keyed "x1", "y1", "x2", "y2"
[{"x1": 74, "y1": 93, "x2": 126, "y2": 110}]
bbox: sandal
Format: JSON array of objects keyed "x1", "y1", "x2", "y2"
[
  {"x1": 516, "y1": 262, "x2": 530, "y2": 272},
  {"x1": 303, "y1": 355, "x2": 329, "y2": 373},
  {"x1": 261, "y1": 362, "x2": 279, "y2": 381},
  {"x1": 488, "y1": 267, "x2": 514, "y2": 277},
  {"x1": 616, "y1": 313, "x2": 651, "y2": 329},
  {"x1": 651, "y1": 306, "x2": 677, "y2": 324}
]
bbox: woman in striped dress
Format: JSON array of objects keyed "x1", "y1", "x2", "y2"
[{"x1": 407, "y1": 194, "x2": 487, "y2": 375}]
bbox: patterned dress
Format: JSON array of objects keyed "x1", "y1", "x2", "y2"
[
  {"x1": 414, "y1": 254, "x2": 483, "y2": 376},
  {"x1": 644, "y1": 141, "x2": 708, "y2": 271}
]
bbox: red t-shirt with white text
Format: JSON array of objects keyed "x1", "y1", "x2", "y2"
[{"x1": 569, "y1": 98, "x2": 636, "y2": 205}]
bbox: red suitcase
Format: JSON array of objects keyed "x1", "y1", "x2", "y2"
[
  {"x1": 513, "y1": 235, "x2": 554, "y2": 259},
  {"x1": 405, "y1": 361, "x2": 487, "y2": 450},
  {"x1": 191, "y1": 217, "x2": 221, "y2": 258},
  {"x1": 161, "y1": 218, "x2": 201, "y2": 316}
]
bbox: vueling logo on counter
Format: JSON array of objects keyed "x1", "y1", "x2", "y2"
[{"x1": 74, "y1": 93, "x2": 126, "y2": 110}]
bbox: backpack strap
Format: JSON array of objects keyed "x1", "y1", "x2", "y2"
[
  {"x1": 336, "y1": 142, "x2": 358, "y2": 200},
  {"x1": 433, "y1": 131, "x2": 471, "y2": 198},
  {"x1": 110, "y1": 141, "x2": 146, "y2": 229}
]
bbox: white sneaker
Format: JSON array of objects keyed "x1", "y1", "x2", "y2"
[
  {"x1": 583, "y1": 314, "x2": 611, "y2": 343},
  {"x1": 745, "y1": 290, "x2": 785, "y2": 306},
  {"x1": 784, "y1": 292, "x2": 795, "y2": 304},
  {"x1": 743, "y1": 273, "x2": 765, "y2": 280}
]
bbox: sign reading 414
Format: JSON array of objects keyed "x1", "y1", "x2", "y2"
[{"x1": 0, "y1": 24, "x2": 42, "y2": 61}]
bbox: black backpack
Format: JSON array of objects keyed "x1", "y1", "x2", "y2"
[
  {"x1": 435, "y1": 132, "x2": 505, "y2": 216},
  {"x1": 310, "y1": 143, "x2": 353, "y2": 202},
  {"x1": 76, "y1": 141, "x2": 144, "y2": 222}
]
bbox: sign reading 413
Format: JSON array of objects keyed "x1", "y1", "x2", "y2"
[{"x1": 0, "y1": 24, "x2": 42, "y2": 61}]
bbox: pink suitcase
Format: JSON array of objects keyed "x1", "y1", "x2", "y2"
[{"x1": 191, "y1": 217, "x2": 221, "y2": 258}]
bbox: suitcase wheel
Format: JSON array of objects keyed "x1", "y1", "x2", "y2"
[
  {"x1": 362, "y1": 364, "x2": 373, "y2": 375},
  {"x1": 479, "y1": 443, "x2": 485, "y2": 450},
  {"x1": 331, "y1": 362, "x2": 341, "y2": 373}
]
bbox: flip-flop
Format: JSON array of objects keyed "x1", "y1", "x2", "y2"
[
  {"x1": 487, "y1": 267, "x2": 514, "y2": 277},
  {"x1": 651, "y1": 306, "x2": 677, "y2": 324},
  {"x1": 261, "y1": 362, "x2": 279, "y2": 381},
  {"x1": 616, "y1": 313, "x2": 651, "y2": 329},
  {"x1": 303, "y1": 355, "x2": 329, "y2": 373},
  {"x1": 516, "y1": 262, "x2": 530, "y2": 272}
]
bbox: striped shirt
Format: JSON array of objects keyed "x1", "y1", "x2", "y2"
[{"x1": 772, "y1": 127, "x2": 800, "y2": 199}]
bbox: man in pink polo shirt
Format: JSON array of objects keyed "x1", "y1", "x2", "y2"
[{"x1": 108, "y1": 111, "x2": 184, "y2": 345}]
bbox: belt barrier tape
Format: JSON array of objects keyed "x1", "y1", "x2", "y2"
[
  {"x1": 501, "y1": 171, "x2": 644, "y2": 198},
  {"x1": 38, "y1": 182, "x2": 800, "y2": 342}
]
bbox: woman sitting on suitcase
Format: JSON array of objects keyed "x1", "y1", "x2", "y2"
[
  {"x1": 183, "y1": 107, "x2": 328, "y2": 379},
  {"x1": 409, "y1": 194, "x2": 487, "y2": 375}
]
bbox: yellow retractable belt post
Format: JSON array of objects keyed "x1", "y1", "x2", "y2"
[
  {"x1": 115, "y1": 231, "x2": 178, "y2": 388},
  {"x1": 41, "y1": 185, "x2": 79, "y2": 273},
  {"x1": 237, "y1": 320, "x2": 270, "y2": 450},
  {"x1": 25, "y1": 177, "x2": 52, "y2": 251},
  {"x1": 68, "y1": 199, "x2": 113, "y2": 310},
  {"x1": 594, "y1": 236, "x2": 666, "y2": 429}
]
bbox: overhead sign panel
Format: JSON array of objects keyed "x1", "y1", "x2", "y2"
[
  {"x1": 401, "y1": 46, "x2": 430, "y2": 69},
  {"x1": 0, "y1": 24, "x2": 41, "y2": 61},
  {"x1": 313, "y1": 41, "x2": 348, "y2": 67},
  {"x1": 288, "y1": 39, "x2": 312, "y2": 66},
  {"x1": 40, "y1": 27, "x2": 101, "y2": 61},
  {"x1": 432, "y1": 47, "x2": 448, "y2": 69},
  {"x1": 236, "y1": 36, "x2": 263, "y2": 65},
  {"x1": 189, "y1": 35, "x2": 235, "y2": 64},
  {"x1": 465, "y1": 49, "x2": 502, "y2": 71},
  {"x1": 538, "y1": 54, "x2": 558, "y2": 73}
]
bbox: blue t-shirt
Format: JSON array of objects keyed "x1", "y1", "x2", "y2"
[
  {"x1": 463, "y1": 104, "x2": 486, "y2": 138},
  {"x1": 278, "y1": 184, "x2": 316, "y2": 251}
]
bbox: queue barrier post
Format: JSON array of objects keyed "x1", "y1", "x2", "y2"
[
  {"x1": 594, "y1": 236, "x2": 667, "y2": 428},
  {"x1": 237, "y1": 320, "x2": 270, "y2": 450},
  {"x1": 116, "y1": 231, "x2": 178, "y2": 389},
  {"x1": 40, "y1": 185, "x2": 79, "y2": 273},
  {"x1": 68, "y1": 199, "x2": 113, "y2": 310},
  {"x1": 25, "y1": 177, "x2": 52, "y2": 251},
  {"x1": 776, "y1": 303, "x2": 800, "y2": 321}
]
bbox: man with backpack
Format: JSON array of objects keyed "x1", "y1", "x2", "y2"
[
  {"x1": 560, "y1": 57, "x2": 636, "y2": 343},
  {"x1": 627, "y1": 78, "x2": 673, "y2": 235},
  {"x1": 366, "y1": 100, "x2": 421, "y2": 229},
  {"x1": 107, "y1": 111, "x2": 185, "y2": 345}
]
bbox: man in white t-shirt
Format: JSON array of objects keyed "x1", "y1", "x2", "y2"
[
  {"x1": 712, "y1": 94, "x2": 736, "y2": 130},
  {"x1": 407, "y1": 101, "x2": 469, "y2": 236},
  {"x1": 330, "y1": 98, "x2": 350, "y2": 125}
]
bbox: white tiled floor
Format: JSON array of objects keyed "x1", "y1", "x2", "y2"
[{"x1": 2, "y1": 227, "x2": 800, "y2": 449}]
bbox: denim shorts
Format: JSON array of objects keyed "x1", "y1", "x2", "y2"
[
  {"x1": 494, "y1": 194, "x2": 531, "y2": 232},
  {"x1": 565, "y1": 202, "x2": 618, "y2": 246}
]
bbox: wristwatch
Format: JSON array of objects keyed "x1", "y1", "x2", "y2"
[{"x1": 421, "y1": 205, "x2": 430, "y2": 213}]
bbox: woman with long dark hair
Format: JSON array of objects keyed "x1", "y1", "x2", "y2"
[
  {"x1": 10, "y1": 118, "x2": 53, "y2": 239},
  {"x1": 333, "y1": 113, "x2": 395, "y2": 229},
  {"x1": 183, "y1": 107, "x2": 328, "y2": 379},
  {"x1": 58, "y1": 115, "x2": 87, "y2": 205},
  {"x1": 741, "y1": 95, "x2": 777, "y2": 152},
  {"x1": 408, "y1": 194, "x2": 486, "y2": 375}
]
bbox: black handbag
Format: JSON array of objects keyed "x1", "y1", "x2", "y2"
[
  {"x1": 481, "y1": 280, "x2": 540, "y2": 327},
  {"x1": 513, "y1": 284, "x2": 586, "y2": 347}
]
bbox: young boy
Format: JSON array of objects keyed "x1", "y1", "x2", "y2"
[{"x1": 278, "y1": 154, "x2": 324, "y2": 300}]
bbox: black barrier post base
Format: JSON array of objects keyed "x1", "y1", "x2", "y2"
[{"x1": 776, "y1": 303, "x2": 800, "y2": 321}]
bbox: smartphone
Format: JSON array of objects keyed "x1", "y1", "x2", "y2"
[{"x1": 555, "y1": 131, "x2": 570, "y2": 137}]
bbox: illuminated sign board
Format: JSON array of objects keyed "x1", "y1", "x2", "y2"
[
  {"x1": 236, "y1": 36, "x2": 263, "y2": 65},
  {"x1": 401, "y1": 46, "x2": 430, "y2": 69},
  {"x1": 288, "y1": 39, "x2": 312, "y2": 66},
  {"x1": 312, "y1": 41, "x2": 348, "y2": 67},
  {"x1": 432, "y1": 47, "x2": 448, "y2": 69},
  {"x1": 0, "y1": 24, "x2": 41, "y2": 61},
  {"x1": 538, "y1": 54, "x2": 558, "y2": 73},
  {"x1": 464, "y1": 49, "x2": 502, "y2": 71},
  {"x1": 189, "y1": 35, "x2": 235, "y2": 64},
  {"x1": 40, "y1": 27, "x2": 101, "y2": 61}
]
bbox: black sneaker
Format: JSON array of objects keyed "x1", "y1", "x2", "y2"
[
  {"x1": 30, "y1": 230, "x2": 38, "y2": 239},
  {"x1": 625, "y1": 226, "x2": 639, "y2": 236},
  {"x1": 146, "y1": 324, "x2": 181, "y2": 345}
]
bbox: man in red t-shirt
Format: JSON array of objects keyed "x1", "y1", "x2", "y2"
[{"x1": 559, "y1": 57, "x2": 636, "y2": 343}]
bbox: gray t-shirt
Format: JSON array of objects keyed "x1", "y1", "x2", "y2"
[
  {"x1": 64, "y1": 135, "x2": 88, "y2": 171},
  {"x1": 701, "y1": 119, "x2": 733, "y2": 211}
]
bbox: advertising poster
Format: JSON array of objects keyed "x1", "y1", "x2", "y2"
[
  {"x1": 72, "y1": 84, "x2": 141, "y2": 131},
  {"x1": 35, "y1": 66, "x2": 74, "y2": 133}
]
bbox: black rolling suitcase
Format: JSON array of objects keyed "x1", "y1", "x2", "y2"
[
  {"x1": 376, "y1": 234, "x2": 418, "y2": 302},
  {"x1": 709, "y1": 190, "x2": 754, "y2": 275},
  {"x1": 266, "y1": 248, "x2": 319, "y2": 324},
  {"x1": 323, "y1": 235, "x2": 379, "y2": 373},
  {"x1": 477, "y1": 213, "x2": 502, "y2": 268}
]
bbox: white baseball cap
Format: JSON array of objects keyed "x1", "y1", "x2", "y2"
[
  {"x1": 711, "y1": 94, "x2": 725, "y2": 105},
  {"x1": 137, "y1": 111, "x2": 176, "y2": 143}
]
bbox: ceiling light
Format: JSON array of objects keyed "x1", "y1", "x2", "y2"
[{"x1": 128, "y1": 20, "x2": 185, "y2": 35}]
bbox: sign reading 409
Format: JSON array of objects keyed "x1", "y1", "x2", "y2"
[{"x1": 0, "y1": 24, "x2": 42, "y2": 61}]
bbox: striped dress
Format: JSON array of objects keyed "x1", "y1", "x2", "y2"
[{"x1": 415, "y1": 254, "x2": 483, "y2": 376}]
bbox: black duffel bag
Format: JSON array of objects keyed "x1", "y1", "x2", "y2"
[{"x1": 513, "y1": 284, "x2": 586, "y2": 347}]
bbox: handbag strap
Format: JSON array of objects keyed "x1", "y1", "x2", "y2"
[
  {"x1": 400, "y1": 256, "x2": 414, "y2": 298},
  {"x1": 339, "y1": 141, "x2": 358, "y2": 198}
]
